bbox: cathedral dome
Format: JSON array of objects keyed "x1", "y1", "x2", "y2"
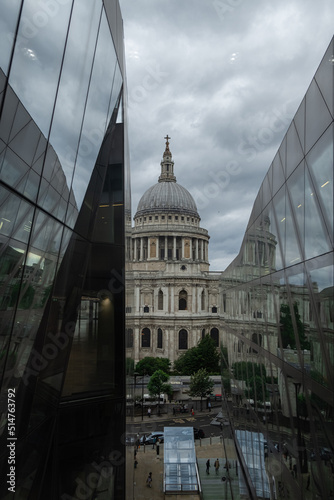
[
  {"x1": 136, "y1": 182, "x2": 199, "y2": 217},
  {"x1": 134, "y1": 136, "x2": 199, "y2": 219}
]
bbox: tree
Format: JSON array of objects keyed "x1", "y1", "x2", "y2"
[
  {"x1": 173, "y1": 335, "x2": 220, "y2": 375},
  {"x1": 232, "y1": 361, "x2": 267, "y2": 382},
  {"x1": 147, "y1": 370, "x2": 172, "y2": 415},
  {"x1": 280, "y1": 303, "x2": 310, "y2": 350},
  {"x1": 246, "y1": 375, "x2": 268, "y2": 403},
  {"x1": 135, "y1": 356, "x2": 171, "y2": 376},
  {"x1": 188, "y1": 368, "x2": 214, "y2": 411}
]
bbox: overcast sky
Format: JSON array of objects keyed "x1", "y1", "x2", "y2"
[{"x1": 119, "y1": 0, "x2": 333, "y2": 271}]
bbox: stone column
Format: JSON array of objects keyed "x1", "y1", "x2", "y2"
[{"x1": 173, "y1": 236, "x2": 176, "y2": 260}]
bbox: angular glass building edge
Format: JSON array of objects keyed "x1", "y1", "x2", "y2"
[
  {"x1": 0, "y1": 1, "x2": 129, "y2": 498},
  {"x1": 220, "y1": 37, "x2": 334, "y2": 499}
]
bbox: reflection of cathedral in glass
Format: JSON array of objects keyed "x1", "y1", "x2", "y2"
[
  {"x1": 0, "y1": 1, "x2": 128, "y2": 498},
  {"x1": 220, "y1": 37, "x2": 334, "y2": 499}
]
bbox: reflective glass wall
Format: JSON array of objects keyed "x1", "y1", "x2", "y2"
[
  {"x1": 220, "y1": 38, "x2": 333, "y2": 499},
  {"x1": 0, "y1": 1, "x2": 128, "y2": 498}
]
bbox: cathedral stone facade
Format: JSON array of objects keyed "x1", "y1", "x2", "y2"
[{"x1": 126, "y1": 137, "x2": 221, "y2": 365}]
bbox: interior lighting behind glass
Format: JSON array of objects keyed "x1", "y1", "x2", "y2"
[
  {"x1": 321, "y1": 181, "x2": 330, "y2": 188},
  {"x1": 281, "y1": 218, "x2": 286, "y2": 222}
]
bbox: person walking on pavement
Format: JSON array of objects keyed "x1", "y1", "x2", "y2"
[
  {"x1": 206, "y1": 459, "x2": 211, "y2": 474},
  {"x1": 148, "y1": 407, "x2": 151, "y2": 418},
  {"x1": 208, "y1": 401, "x2": 211, "y2": 412},
  {"x1": 214, "y1": 458, "x2": 220, "y2": 475},
  {"x1": 156, "y1": 439, "x2": 160, "y2": 456},
  {"x1": 146, "y1": 472, "x2": 152, "y2": 488},
  {"x1": 152, "y1": 436, "x2": 157, "y2": 449}
]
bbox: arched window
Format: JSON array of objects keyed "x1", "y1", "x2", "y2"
[
  {"x1": 201, "y1": 290, "x2": 205, "y2": 310},
  {"x1": 141, "y1": 328, "x2": 150, "y2": 348},
  {"x1": 126, "y1": 329, "x2": 133, "y2": 348},
  {"x1": 157, "y1": 328, "x2": 163, "y2": 349},
  {"x1": 212, "y1": 306, "x2": 217, "y2": 313},
  {"x1": 143, "y1": 305, "x2": 149, "y2": 313},
  {"x1": 158, "y1": 290, "x2": 163, "y2": 310},
  {"x1": 251, "y1": 333, "x2": 262, "y2": 353},
  {"x1": 201, "y1": 328, "x2": 206, "y2": 339},
  {"x1": 179, "y1": 329, "x2": 188, "y2": 349},
  {"x1": 210, "y1": 328, "x2": 219, "y2": 347},
  {"x1": 179, "y1": 290, "x2": 187, "y2": 310}
]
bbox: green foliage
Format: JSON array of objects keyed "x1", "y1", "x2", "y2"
[
  {"x1": 135, "y1": 357, "x2": 171, "y2": 376},
  {"x1": 173, "y1": 335, "x2": 220, "y2": 375},
  {"x1": 188, "y1": 368, "x2": 214, "y2": 410},
  {"x1": 220, "y1": 345, "x2": 229, "y2": 370},
  {"x1": 232, "y1": 361, "x2": 267, "y2": 382},
  {"x1": 147, "y1": 370, "x2": 172, "y2": 413},
  {"x1": 280, "y1": 303, "x2": 310, "y2": 350},
  {"x1": 10, "y1": 282, "x2": 35, "y2": 309},
  {"x1": 246, "y1": 375, "x2": 268, "y2": 402}
]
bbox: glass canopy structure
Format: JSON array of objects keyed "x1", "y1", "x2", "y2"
[{"x1": 164, "y1": 427, "x2": 201, "y2": 493}]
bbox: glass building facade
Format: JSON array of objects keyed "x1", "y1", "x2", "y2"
[
  {"x1": 220, "y1": 38, "x2": 333, "y2": 499},
  {"x1": 0, "y1": 1, "x2": 129, "y2": 498}
]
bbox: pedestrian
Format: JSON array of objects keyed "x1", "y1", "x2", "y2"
[
  {"x1": 191, "y1": 407, "x2": 194, "y2": 416},
  {"x1": 134, "y1": 458, "x2": 138, "y2": 469},
  {"x1": 206, "y1": 459, "x2": 211, "y2": 474},
  {"x1": 146, "y1": 472, "x2": 152, "y2": 488},
  {"x1": 208, "y1": 401, "x2": 211, "y2": 412},
  {"x1": 143, "y1": 434, "x2": 146, "y2": 446},
  {"x1": 156, "y1": 439, "x2": 160, "y2": 456},
  {"x1": 214, "y1": 458, "x2": 220, "y2": 474},
  {"x1": 152, "y1": 436, "x2": 157, "y2": 449},
  {"x1": 135, "y1": 438, "x2": 140, "y2": 451},
  {"x1": 148, "y1": 407, "x2": 151, "y2": 418}
]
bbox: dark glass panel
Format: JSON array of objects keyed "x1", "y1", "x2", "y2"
[
  {"x1": 285, "y1": 121, "x2": 304, "y2": 179},
  {"x1": 286, "y1": 161, "x2": 305, "y2": 257},
  {"x1": 306, "y1": 124, "x2": 333, "y2": 243},
  {"x1": 285, "y1": 184, "x2": 302, "y2": 268},
  {"x1": 305, "y1": 79, "x2": 333, "y2": 154},
  {"x1": 314, "y1": 38, "x2": 334, "y2": 118},
  {"x1": 271, "y1": 186, "x2": 287, "y2": 269},
  {"x1": 0, "y1": 185, "x2": 34, "y2": 244},
  {"x1": 304, "y1": 168, "x2": 332, "y2": 260},
  {"x1": 271, "y1": 150, "x2": 285, "y2": 197},
  {"x1": 0, "y1": 85, "x2": 18, "y2": 144},
  {"x1": 294, "y1": 98, "x2": 306, "y2": 153},
  {"x1": 9, "y1": 0, "x2": 73, "y2": 137},
  {"x1": 0, "y1": 146, "x2": 29, "y2": 190}
]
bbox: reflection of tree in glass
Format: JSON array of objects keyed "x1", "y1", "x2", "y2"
[
  {"x1": 280, "y1": 303, "x2": 310, "y2": 350},
  {"x1": 246, "y1": 375, "x2": 269, "y2": 402},
  {"x1": 188, "y1": 368, "x2": 214, "y2": 411}
]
